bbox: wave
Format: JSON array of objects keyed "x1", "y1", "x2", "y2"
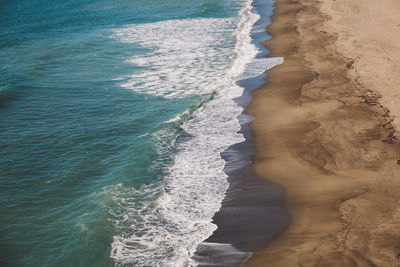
[
  {"x1": 111, "y1": 17, "x2": 237, "y2": 98},
  {"x1": 110, "y1": 0, "x2": 283, "y2": 266}
]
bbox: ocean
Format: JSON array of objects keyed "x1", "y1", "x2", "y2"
[{"x1": 0, "y1": 0, "x2": 283, "y2": 266}]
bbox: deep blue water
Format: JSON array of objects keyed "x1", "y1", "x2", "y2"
[{"x1": 0, "y1": 0, "x2": 277, "y2": 266}]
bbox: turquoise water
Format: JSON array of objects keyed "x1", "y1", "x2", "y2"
[{"x1": 0, "y1": 0, "x2": 278, "y2": 266}]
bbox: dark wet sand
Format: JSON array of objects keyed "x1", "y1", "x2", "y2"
[
  {"x1": 193, "y1": 1, "x2": 293, "y2": 265},
  {"x1": 204, "y1": 120, "x2": 289, "y2": 250},
  {"x1": 193, "y1": 99, "x2": 290, "y2": 267}
]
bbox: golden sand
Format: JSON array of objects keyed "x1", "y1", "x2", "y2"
[{"x1": 245, "y1": 0, "x2": 400, "y2": 266}]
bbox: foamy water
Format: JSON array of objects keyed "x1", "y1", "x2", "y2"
[
  {"x1": 112, "y1": 18, "x2": 237, "y2": 98},
  {"x1": 110, "y1": 0, "x2": 283, "y2": 266}
]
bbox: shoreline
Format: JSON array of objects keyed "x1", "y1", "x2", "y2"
[
  {"x1": 245, "y1": 0, "x2": 400, "y2": 266},
  {"x1": 193, "y1": 0, "x2": 291, "y2": 265}
]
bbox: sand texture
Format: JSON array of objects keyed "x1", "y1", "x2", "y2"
[{"x1": 245, "y1": 0, "x2": 400, "y2": 266}]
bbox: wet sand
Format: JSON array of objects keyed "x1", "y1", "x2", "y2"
[
  {"x1": 193, "y1": 2, "x2": 291, "y2": 264},
  {"x1": 245, "y1": 0, "x2": 400, "y2": 266}
]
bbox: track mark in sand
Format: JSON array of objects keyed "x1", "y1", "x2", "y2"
[{"x1": 342, "y1": 0, "x2": 400, "y2": 64}]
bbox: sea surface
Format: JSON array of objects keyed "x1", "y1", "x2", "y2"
[{"x1": 0, "y1": 0, "x2": 279, "y2": 266}]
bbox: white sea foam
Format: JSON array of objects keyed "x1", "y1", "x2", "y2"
[
  {"x1": 112, "y1": 18, "x2": 237, "y2": 98},
  {"x1": 240, "y1": 56, "x2": 284, "y2": 80},
  {"x1": 194, "y1": 242, "x2": 252, "y2": 265},
  {"x1": 111, "y1": 4, "x2": 282, "y2": 99},
  {"x1": 110, "y1": 0, "x2": 283, "y2": 266}
]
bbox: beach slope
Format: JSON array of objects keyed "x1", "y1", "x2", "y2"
[{"x1": 245, "y1": 0, "x2": 400, "y2": 266}]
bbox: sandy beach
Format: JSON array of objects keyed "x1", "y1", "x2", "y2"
[{"x1": 245, "y1": 0, "x2": 400, "y2": 266}]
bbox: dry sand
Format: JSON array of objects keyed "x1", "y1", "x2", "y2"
[{"x1": 244, "y1": 0, "x2": 400, "y2": 266}]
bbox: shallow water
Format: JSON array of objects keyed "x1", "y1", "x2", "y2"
[{"x1": 0, "y1": 0, "x2": 278, "y2": 266}]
